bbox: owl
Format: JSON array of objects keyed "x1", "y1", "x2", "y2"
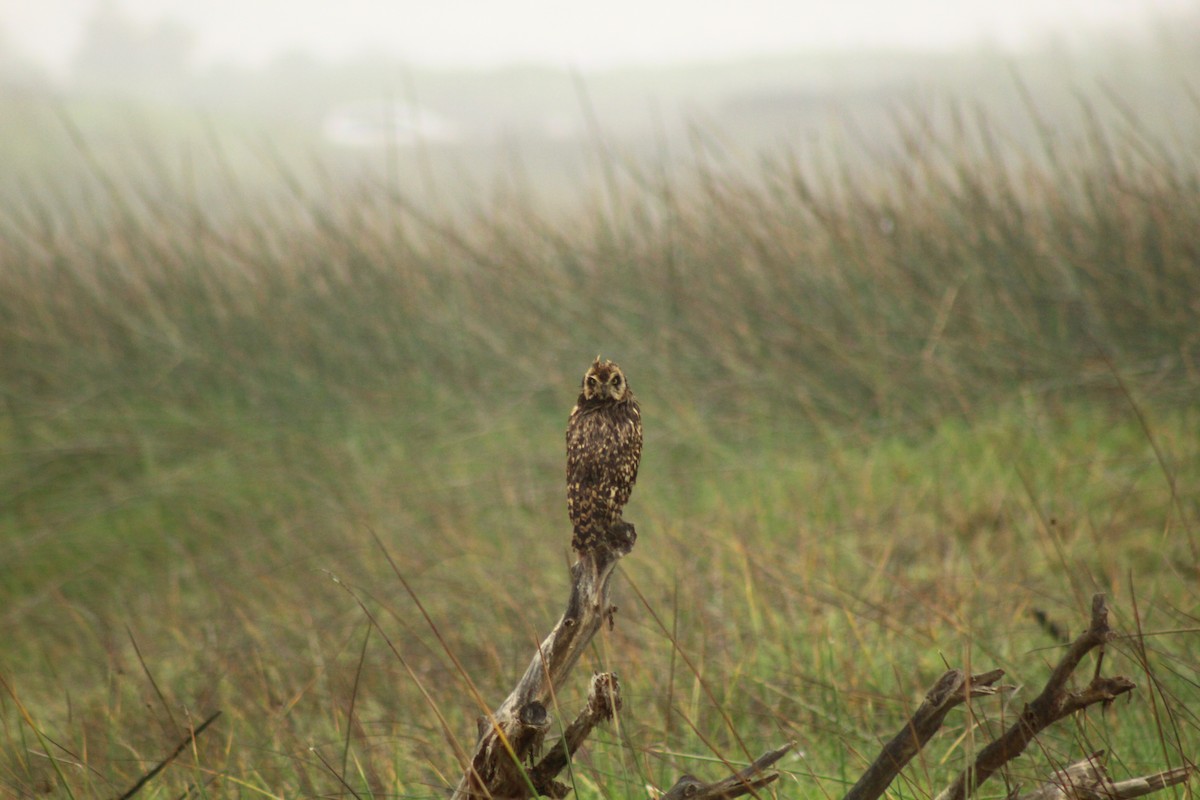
[{"x1": 566, "y1": 357, "x2": 643, "y2": 553}]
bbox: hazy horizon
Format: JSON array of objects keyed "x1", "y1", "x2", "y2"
[{"x1": 4, "y1": 0, "x2": 1194, "y2": 79}]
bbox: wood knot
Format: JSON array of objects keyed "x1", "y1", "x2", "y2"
[
  {"x1": 666, "y1": 775, "x2": 704, "y2": 799},
  {"x1": 519, "y1": 701, "x2": 549, "y2": 728},
  {"x1": 514, "y1": 701, "x2": 550, "y2": 766}
]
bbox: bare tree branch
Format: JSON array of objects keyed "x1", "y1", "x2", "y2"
[
  {"x1": 1014, "y1": 751, "x2": 1195, "y2": 800},
  {"x1": 448, "y1": 521, "x2": 1194, "y2": 800},
  {"x1": 660, "y1": 742, "x2": 797, "y2": 800},
  {"x1": 1107, "y1": 766, "x2": 1196, "y2": 800},
  {"x1": 528, "y1": 672, "x2": 623, "y2": 798},
  {"x1": 451, "y1": 524, "x2": 636, "y2": 800},
  {"x1": 844, "y1": 669, "x2": 1007, "y2": 800},
  {"x1": 934, "y1": 595, "x2": 1136, "y2": 800}
]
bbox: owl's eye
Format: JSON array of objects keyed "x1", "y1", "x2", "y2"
[
  {"x1": 610, "y1": 375, "x2": 622, "y2": 387},
  {"x1": 586, "y1": 376, "x2": 598, "y2": 387}
]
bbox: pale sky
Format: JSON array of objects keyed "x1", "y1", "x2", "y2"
[{"x1": 1, "y1": 0, "x2": 1189, "y2": 76}]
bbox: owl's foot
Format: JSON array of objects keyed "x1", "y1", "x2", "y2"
[
  {"x1": 569, "y1": 520, "x2": 637, "y2": 589},
  {"x1": 603, "y1": 520, "x2": 636, "y2": 553}
]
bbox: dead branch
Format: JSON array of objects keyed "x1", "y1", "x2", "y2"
[
  {"x1": 934, "y1": 595, "x2": 1136, "y2": 800},
  {"x1": 448, "y1": 512, "x2": 1193, "y2": 800},
  {"x1": 1106, "y1": 766, "x2": 1197, "y2": 800},
  {"x1": 1014, "y1": 751, "x2": 1195, "y2": 800},
  {"x1": 451, "y1": 523, "x2": 636, "y2": 800},
  {"x1": 844, "y1": 669, "x2": 1007, "y2": 800},
  {"x1": 660, "y1": 741, "x2": 797, "y2": 800},
  {"x1": 528, "y1": 672, "x2": 623, "y2": 798}
]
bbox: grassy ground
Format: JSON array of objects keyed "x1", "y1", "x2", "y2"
[{"x1": 0, "y1": 95, "x2": 1197, "y2": 799}]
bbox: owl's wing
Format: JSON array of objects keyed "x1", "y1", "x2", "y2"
[
  {"x1": 628, "y1": 427, "x2": 642, "y2": 487},
  {"x1": 566, "y1": 421, "x2": 601, "y2": 486},
  {"x1": 624, "y1": 404, "x2": 643, "y2": 487},
  {"x1": 568, "y1": 419, "x2": 592, "y2": 482}
]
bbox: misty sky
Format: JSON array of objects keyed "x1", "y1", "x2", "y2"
[{"x1": 3, "y1": 0, "x2": 1190, "y2": 75}]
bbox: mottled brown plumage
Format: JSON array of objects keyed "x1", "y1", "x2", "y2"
[{"x1": 566, "y1": 357, "x2": 643, "y2": 552}]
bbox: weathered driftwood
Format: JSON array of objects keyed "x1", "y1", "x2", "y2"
[
  {"x1": 660, "y1": 741, "x2": 797, "y2": 800},
  {"x1": 1014, "y1": 751, "x2": 1194, "y2": 800},
  {"x1": 451, "y1": 523, "x2": 636, "y2": 800}
]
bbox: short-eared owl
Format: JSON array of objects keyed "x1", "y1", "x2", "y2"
[{"x1": 566, "y1": 357, "x2": 643, "y2": 552}]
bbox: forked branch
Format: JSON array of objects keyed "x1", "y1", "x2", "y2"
[
  {"x1": 528, "y1": 672, "x2": 625, "y2": 799},
  {"x1": 844, "y1": 668, "x2": 1007, "y2": 800},
  {"x1": 451, "y1": 524, "x2": 636, "y2": 800},
  {"x1": 935, "y1": 595, "x2": 1135, "y2": 800}
]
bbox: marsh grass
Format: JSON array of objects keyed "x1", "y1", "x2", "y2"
[{"x1": 0, "y1": 94, "x2": 1197, "y2": 798}]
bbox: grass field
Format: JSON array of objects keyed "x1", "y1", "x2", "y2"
[{"x1": 1, "y1": 89, "x2": 1198, "y2": 799}]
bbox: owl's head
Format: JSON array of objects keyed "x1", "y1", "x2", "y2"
[{"x1": 581, "y1": 357, "x2": 630, "y2": 402}]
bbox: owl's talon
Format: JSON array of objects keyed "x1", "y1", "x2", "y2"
[{"x1": 607, "y1": 521, "x2": 637, "y2": 552}]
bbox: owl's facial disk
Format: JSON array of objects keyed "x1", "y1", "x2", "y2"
[{"x1": 583, "y1": 360, "x2": 627, "y2": 401}]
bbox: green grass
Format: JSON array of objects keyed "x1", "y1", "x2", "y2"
[{"x1": 1, "y1": 91, "x2": 1198, "y2": 798}]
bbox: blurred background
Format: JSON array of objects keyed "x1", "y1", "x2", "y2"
[{"x1": 2, "y1": 0, "x2": 1198, "y2": 205}]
